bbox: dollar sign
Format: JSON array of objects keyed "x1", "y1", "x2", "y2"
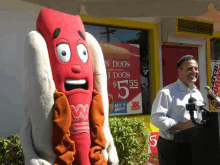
[{"x1": 113, "y1": 81, "x2": 117, "y2": 88}]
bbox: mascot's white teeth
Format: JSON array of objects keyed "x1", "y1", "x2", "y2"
[
  {"x1": 66, "y1": 79, "x2": 86, "y2": 85},
  {"x1": 65, "y1": 79, "x2": 88, "y2": 91}
]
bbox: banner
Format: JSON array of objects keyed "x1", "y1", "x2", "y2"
[
  {"x1": 211, "y1": 60, "x2": 220, "y2": 108},
  {"x1": 100, "y1": 42, "x2": 142, "y2": 115}
]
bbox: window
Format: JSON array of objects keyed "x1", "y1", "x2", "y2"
[
  {"x1": 85, "y1": 24, "x2": 150, "y2": 115},
  {"x1": 210, "y1": 38, "x2": 220, "y2": 61}
]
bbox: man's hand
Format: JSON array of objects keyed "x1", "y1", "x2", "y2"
[
  {"x1": 182, "y1": 120, "x2": 195, "y2": 129},
  {"x1": 210, "y1": 99, "x2": 220, "y2": 107},
  {"x1": 170, "y1": 120, "x2": 195, "y2": 130},
  {"x1": 207, "y1": 93, "x2": 220, "y2": 107}
]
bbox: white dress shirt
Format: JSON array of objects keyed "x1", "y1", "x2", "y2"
[{"x1": 150, "y1": 79, "x2": 204, "y2": 140}]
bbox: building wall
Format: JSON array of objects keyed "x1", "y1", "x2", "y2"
[{"x1": 0, "y1": 0, "x2": 41, "y2": 137}]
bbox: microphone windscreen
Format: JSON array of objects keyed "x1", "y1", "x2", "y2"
[{"x1": 188, "y1": 97, "x2": 197, "y2": 103}]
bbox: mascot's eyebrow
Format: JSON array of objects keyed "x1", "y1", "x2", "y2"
[
  {"x1": 53, "y1": 28, "x2": 61, "y2": 38},
  {"x1": 78, "y1": 30, "x2": 85, "y2": 40}
]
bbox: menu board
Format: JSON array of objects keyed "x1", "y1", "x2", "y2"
[{"x1": 100, "y1": 42, "x2": 142, "y2": 115}]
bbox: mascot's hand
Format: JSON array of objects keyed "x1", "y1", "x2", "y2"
[
  {"x1": 107, "y1": 139, "x2": 119, "y2": 165},
  {"x1": 102, "y1": 129, "x2": 119, "y2": 165},
  {"x1": 27, "y1": 159, "x2": 51, "y2": 165}
]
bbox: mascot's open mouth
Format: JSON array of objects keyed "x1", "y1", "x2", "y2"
[{"x1": 65, "y1": 79, "x2": 88, "y2": 91}]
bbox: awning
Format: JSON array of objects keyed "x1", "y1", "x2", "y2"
[{"x1": 22, "y1": 0, "x2": 220, "y2": 18}]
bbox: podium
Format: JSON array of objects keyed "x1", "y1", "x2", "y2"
[{"x1": 174, "y1": 112, "x2": 220, "y2": 165}]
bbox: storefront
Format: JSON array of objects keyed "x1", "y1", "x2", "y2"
[
  {"x1": 80, "y1": 13, "x2": 220, "y2": 164},
  {"x1": 80, "y1": 13, "x2": 220, "y2": 123},
  {"x1": 1, "y1": 1, "x2": 220, "y2": 164}
]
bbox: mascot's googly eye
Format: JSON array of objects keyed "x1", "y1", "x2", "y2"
[
  {"x1": 77, "y1": 44, "x2": 88, "y2": 63},
  {"x1": 56, "y1": 43, "x2": 71, "y2": 63}
]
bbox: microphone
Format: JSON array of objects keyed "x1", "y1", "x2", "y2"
[
  {"x1": 186, "y1": 97, "x2": 209, "y2": 126},
  {"x1": 188, "y1": 97, "x2": 197, "y2": 103},
  {"x1": 186, "y1": 97, "x2": 199, "y2": 112},
  {"x1": 186, "y1": 97, "x2": 201, "y2": 125},
  {"x1": 188, "y1": 97, "x2": 205, "y2": 107},
  {"x1": 204, "y1": 86, "x2": 220, "y2": 106}
]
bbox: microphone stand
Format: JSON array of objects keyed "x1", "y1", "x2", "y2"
[
  {"x1": 200, "y1": 107, "x2": 210, "y2": 126},
  {"x1": 186, "y1": 101, "x2": 210, "y2": 126}
]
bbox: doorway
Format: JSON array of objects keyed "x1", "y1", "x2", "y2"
[{"x1": 162, "y1": 45, "x2": 199, "y2": 88}]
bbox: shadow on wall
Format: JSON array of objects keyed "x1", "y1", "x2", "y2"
[
  {"x1": 0, "y1": 1, "x2": 41, "y2": 138},
  {"x1": 0, "y1": 71, "x2": 24, "y2": 138},
  {"x1": 0, "y1": 29, "x2": 26, "y2": 138}
]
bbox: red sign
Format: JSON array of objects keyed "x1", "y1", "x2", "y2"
[
  {"x1": 149, "y1": 132, "x2": 159, "y2": 154},
  {"x1": 148, "y1": 132, "x2": 159, "y2": 165},
  {"x1": 212, "y1": 62, "x2": 220, "y2": 96},
  {"x1": 100, "y1": 42, "x2": 142, "y2": 115},
  {"x1": 131, "y1": 101, "x2": 141, "y2": 110}
]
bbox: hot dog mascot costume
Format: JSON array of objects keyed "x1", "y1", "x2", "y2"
[{"x1": 20, "y1": 7, "x2": 119, "y2": 165}]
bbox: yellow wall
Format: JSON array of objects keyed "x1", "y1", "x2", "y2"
[
  {"x1": 206, "y1": 38, "x2": 213, "y2": 111},
  {"x1": 129, "y1": 115, "x2": 159, "y2": 132}
]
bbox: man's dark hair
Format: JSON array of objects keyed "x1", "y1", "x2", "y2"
[{"x1": 177, "y1": 55, "x2": 197, "y2": 69}]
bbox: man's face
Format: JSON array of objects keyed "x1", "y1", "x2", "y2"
[{"x1": 178, "y1": 59, "x2": 199, "y2": 87}]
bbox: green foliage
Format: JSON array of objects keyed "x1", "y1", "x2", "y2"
[
  {"x1": 109, "y1": 117, "x2": 149, "y2": 165},
  {"x1": 0, "y1": 119, "x2": 149, "y2": 165},
  {"x1": 0, "y1": 133, "x2": 24, "y2": 165}
]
